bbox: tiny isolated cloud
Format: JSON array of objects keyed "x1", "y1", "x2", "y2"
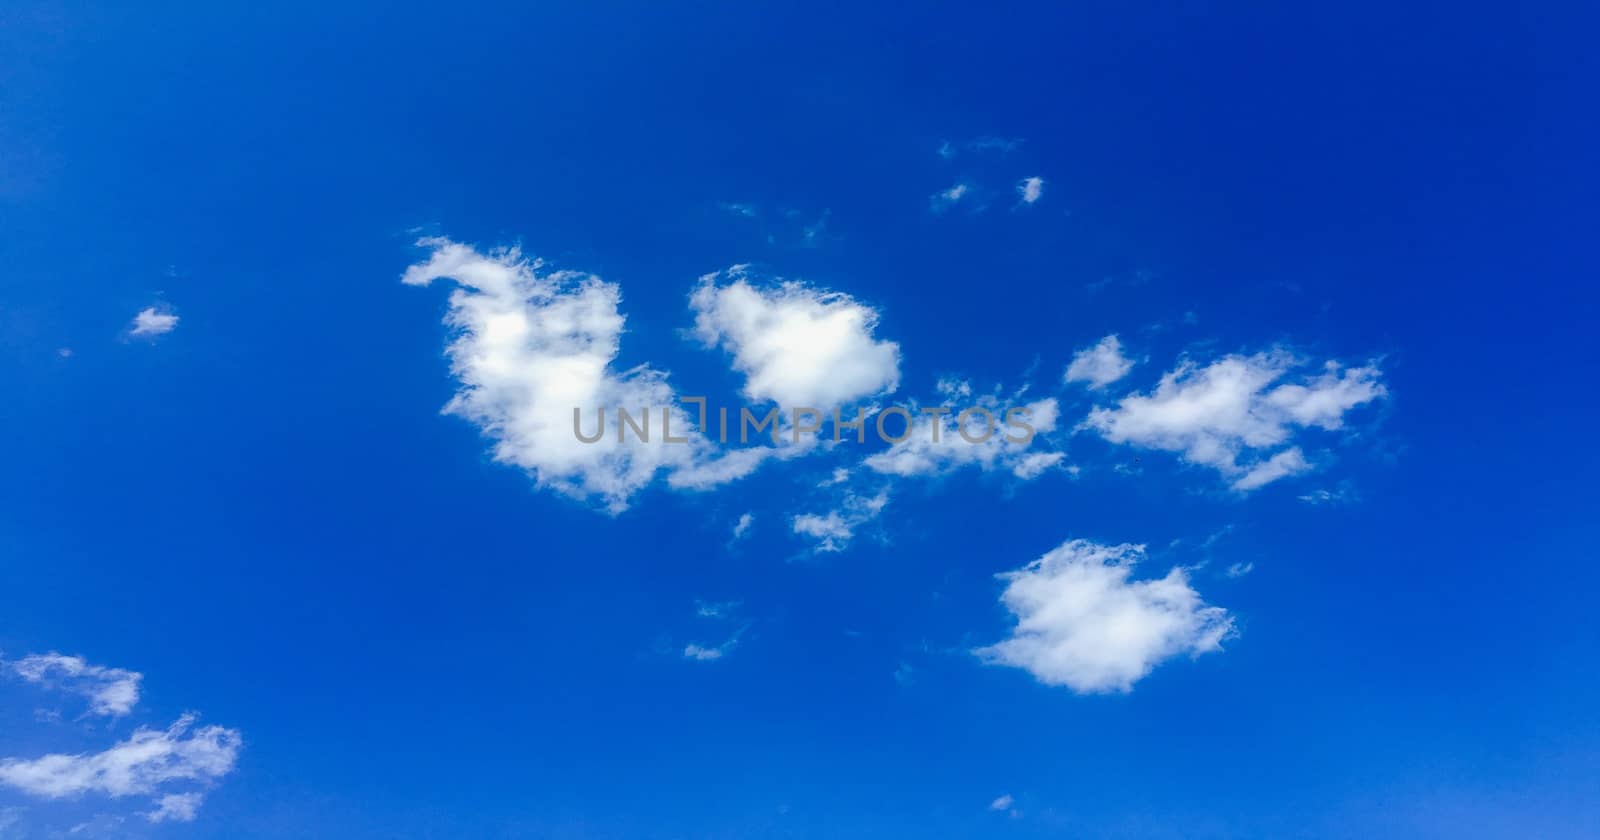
[
  {"x1": 929, "y1": 182, "x2": 970, "y2": 212},
  {"x1": 691, "y1": 268, "x2": 901, "y2": 411},
  {"x1": 975, "y1": 539, "x2": 1234, "y2": 693},
  {"x1": 990, "y1": 794, "x2": 1014, "y2": 811},
  {"x1": 1083, "y1": 350, "x2": 1385, "y2": 491},
  {"x1": 731, "y1": 513, "x2": 755, "y2": 540},
  {"x1": 1064, "y1": 335, "x2": 1134, "y2": 389},
  {"x1": 403, "y1": 238, "x2": 769, "y2": 513},
  {"x1": 1017, "y1": 176, "x2": 1044, "y2": 205},
  {"x1": 9, "y1": 653, "x2": 142, "y2": 718},
  {"x1": 128, "y1": 306, "x2": 178, "y2": 338}
]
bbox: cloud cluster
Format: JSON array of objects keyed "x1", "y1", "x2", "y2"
[
  {"x1": 976, "y1": 540, "x2": 1233, "y2": 693},
  {"x1": 0, "y1": 653, "x2": 241, "y2": 825},
  {"x1": 404, "y1": 238, "x2": 768, "y2": 512},
  {"x1": 691, "y1": 268, "x2": 901, "y2": 411},
  {"x1": 1083, "y1": 351, "x2": 1385, "y2": 490},
  {"x1": 10, "y1": 653, "x2": 142, "y2": 718}
]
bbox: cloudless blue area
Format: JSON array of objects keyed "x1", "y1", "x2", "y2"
[{"x1": 1, "y1": 2, "x2": 1596, "y2": 837}]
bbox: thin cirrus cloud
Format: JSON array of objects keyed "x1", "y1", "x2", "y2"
[
  {"x1": 9, "y1": 653, "x2": 142, "y2": 718},
  {"x1": 690, "y1": 267, "x2": 902, "y2": 411},
  {"x1": 975, "y1": 540, "x2": 1234, "y2": 693},
  {"x1": 1082, "y1": 350, "x2": 1385, "y2": 491},
  {"x1": 402, "y1": 238, "x2": 771, "y2": 513},
  {"x1": 1064, "y1": 335, "x2": 1134, "y2": 389}
]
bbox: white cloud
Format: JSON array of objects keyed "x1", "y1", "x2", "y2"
[
  {"x1": 403, "y1": 238, "x2": 767, "y2": 513},
  {"x1": 690, "y1": 268, "x2": 901, "y2": 411},
  {"x1": 976, "y1": 540, "x2": 1234, "y2": 693},
  {"x1": 863, "y1": 395, "x2": 1062, "y2": 481},
  {"x1": 128, "y1": 307, "x2": 178, "y2": 338},
  {"x1": 731, "y1": 513, "x2": 754, "y2": 540},
  {"x1": 1083, "y1": 351, "x2": 1384, "y2": 490},
  {"x1": 682, "y1": 643, "x2": 726, "y2": 661},
  {"x1": 0, "y1": 714, "x2": 241, "y2": 801},
  {"x1": 791, "y1": 490, "x2": 889, "y2": 553},
  {"x1": 1017, "y1": 176, "x2": 1044, "y2": 204},
  {"x1": 10, "y1": 654, "x2": 142, "y2": 718},
  {"x1": 930, "y1": 183, "x2": 970, "y2": 212},
  {"x1": 990, "y1": 794, "x2": 1014, "y2": 811},
  {"x1": 1064, "y1": 335, "x2": 1134, "y2": 389},
  {"x1": 143, "y1": 792, "x2": 203, "y2": 824},
  {"x1": 1225, "y1": 561, "x2": 1254, "y2": 578},
  {"x1": 1230, "y1": 447, "x2": 1310, "y2": 491}
]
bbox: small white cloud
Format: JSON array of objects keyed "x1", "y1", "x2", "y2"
[
  {"x1": 0, "y1": 714, "x2": 241, "y2": 800},
  {"x1": 791, "y1": 490, "x2": 889, "y2": 553},
  {"x1": 731, "y1": 513, "x2": 755, "y2": 540},
  {"x1": 129, "y1": 307, "x2": 178, "y2": 338},
  {"x1": 143, "y1": 792, "x2": 203, "y2": 823},
  {"x1": 1230, "y1": 447, "x2": 1310, "y2": 491},
  {"x1": 930, "y1": 183, "x2": 970, "y2": 212},
  {"x1": 1083, "y1": 351, "x2": 1384, "y2": 490},
  {"x1": 1064, "y1": 335, "x2": 1134, "y2": 389},
  {"x1": 682, "y1": 643, "x2": 726, "y2": 661},
  {"x1": 863, "y1": 394, "x2": 1062, "y2": 481},
  {"x1": 1299, "y1": 485, "x2": 1355, "y2": 505},
  {"x1": 976, "y1": 540, "x2": 1234, "y2": 693},
  {"x1": 990, "y1": 794, "x2": 1014, "y2": 811},
  {"x1": 10, "y1": 654, "x2": 142, "y2": 718},
  {"x1": 691, "y1": 268, "x2": 901, "y2": 411},
  {"x1": 1225, "y1": 561, "x2": 1254, "y2": 578},
  {"x1": 1017, "y1": 176, "x2": 1044, "y2": 205}
]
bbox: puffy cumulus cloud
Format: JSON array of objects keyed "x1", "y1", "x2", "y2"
[
  {"x1": 1064, "y1": 335, "x2": 1134, "y2": 389},
  {"x1": 690, "y1": 268, "x2": 901, "y2": 411},
  {"x1": 9, "y1": 654, "x2": 142, "y2": 718},
  {"x1": 128, "y1": 307, "x2": 178, "y2": 337},
  {"x1": 1017, "y1": 176, "x2": 1044, "y2": 205},
  {"x1": 863, "y1": 387, "x2": 1064, "y2": 481},
  {"x1": 791, "y1": 489, "x2": 889, "y2": 553},
  {"x1": 1083, "y1": 351, "x2": 1385, "y2": 491},
  {"x1": 976, "y1": 540, "x2": 1234, "y2": 693},
  {"x1": 0, "y1": 713, "x2": 240, "y2": 803},
  {"x1": 404, "y1": 238, "x2": 767, "y2": 512}
]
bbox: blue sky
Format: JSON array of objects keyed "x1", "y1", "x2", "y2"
[{"x1": 1, "y1": 2, "x2": 1597, "y2": 837}]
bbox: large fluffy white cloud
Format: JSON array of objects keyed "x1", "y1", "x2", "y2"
[
  {"x1": 10, "y1": 653, "x2": 142, "y2": 718},
  {"x1": 404, "y1": 238, "x2": 767, "y2": 512},
  {"x1": 976, "y1": 540, "x2": 1233, "y2": 693},
  {"x1": 1083, "y1": 350, "x2": 1384, "y2": 490},
  {"x1": 691, "y1": 268, "x2": 901, "y2": 411}
]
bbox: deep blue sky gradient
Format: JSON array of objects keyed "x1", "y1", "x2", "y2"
[{"x1": 2, "y1": 2, "x2": 1597, "y2": 837}]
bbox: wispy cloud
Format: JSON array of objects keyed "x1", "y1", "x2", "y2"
[{"x1": 9, "y1": 653, "x2": 142, "y2": 718}]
